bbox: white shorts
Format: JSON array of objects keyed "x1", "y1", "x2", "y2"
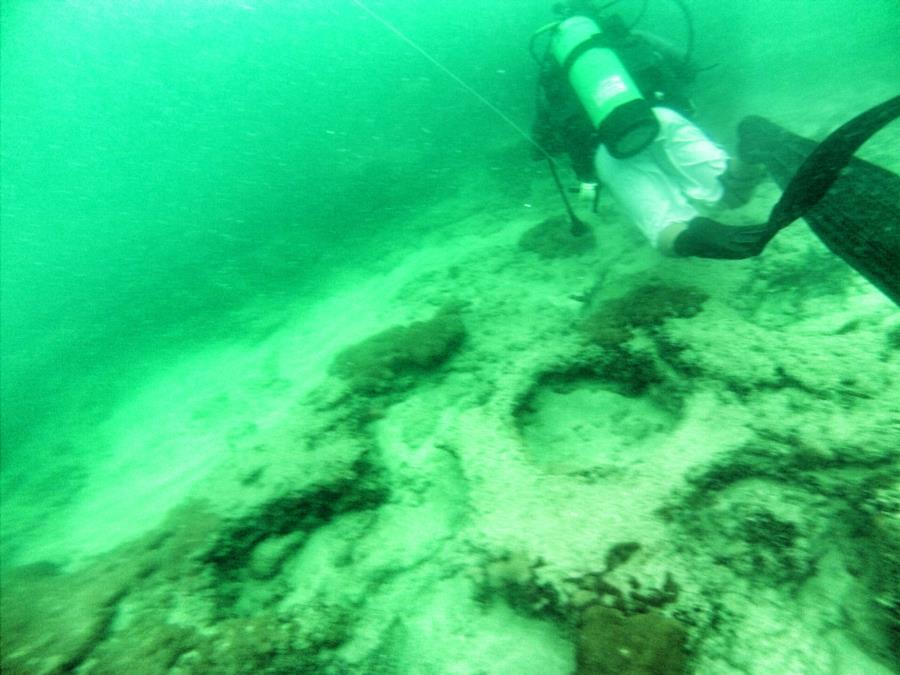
[{"x1": 594, "y1": 107, "x2": 728, "y2": 248}]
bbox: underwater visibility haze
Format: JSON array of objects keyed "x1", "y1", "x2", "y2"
[{"x1": 1, "y1": 1, "x2": 899, "y2": 673}]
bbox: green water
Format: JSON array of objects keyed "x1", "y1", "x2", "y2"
[
  {"x1": 1, "y1": 1, "x2": 899, "y2": 673},
  {"x1": 2, "y1": 0, "x2": 897, "y2": 460},
  {"x1": 0, "y1": 0, "x2": 542, "y2": 454}
]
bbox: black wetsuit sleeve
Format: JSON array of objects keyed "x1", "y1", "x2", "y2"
[{"x1": 532, "y1": 64, "x2": 598, "y2": 182}]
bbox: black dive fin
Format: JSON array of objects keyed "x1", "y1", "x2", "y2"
[{"x1": 739, "y1": 95, "x2": 900, "y2": 305}]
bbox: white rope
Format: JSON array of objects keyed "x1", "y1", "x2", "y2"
[{"x1": 349, "y1": 0, "x2": 552, "y2": 159}]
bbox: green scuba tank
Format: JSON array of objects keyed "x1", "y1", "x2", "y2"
[{"x1": 551, "y1": 16, "x2": 660, "y2": 159}]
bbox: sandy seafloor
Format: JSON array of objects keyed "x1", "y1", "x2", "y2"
[{"x1": 2, "y1": 98, "x2": 899, "y2": 674}]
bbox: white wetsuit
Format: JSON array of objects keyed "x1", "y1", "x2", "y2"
[{"x1": 594, "y1": 107, "x2": 728, "y2": 248}]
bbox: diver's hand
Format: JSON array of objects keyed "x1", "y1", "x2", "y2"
[{"x1": 577, "y1": 182, "x2": 598, "y2": 203}]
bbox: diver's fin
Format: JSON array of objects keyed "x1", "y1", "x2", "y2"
[{"x1": 738, "y1": 96, "x2": 900, "y2": 305}]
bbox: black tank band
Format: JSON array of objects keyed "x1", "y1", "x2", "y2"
[{"x1": 597, "y1": 99, "x2": 659, "y2": 159}]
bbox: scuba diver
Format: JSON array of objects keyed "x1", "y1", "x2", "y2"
[
  {"x1": 531, "y1": 0, "x2": 771, "y2": 259},
  {"x1": 351, "y1": 0, "x2": 899, "y2": 302}
]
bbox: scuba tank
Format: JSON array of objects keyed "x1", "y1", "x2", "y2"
[{"x1": 551, "y1": 16, "x2": 660, "y2": 159}]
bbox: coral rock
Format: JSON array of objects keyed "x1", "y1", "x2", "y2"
[{"x1": 577, "y1": 606, "x2": 689, "y2": 675}]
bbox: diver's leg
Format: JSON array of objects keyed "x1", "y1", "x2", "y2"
[
  {"x1": 594, "y1": 142, "x2": 698, "y2": 250},
  {"x1": 649, "y1": 109, "x2": 774, "y2": 259},
  {"x1": 657, "y1": 221, "x2": 688, "y2": 256},
  {"x1": 652, "y1": 107, "x2": 728, "y2": 205},
  {"x1": 595, "y1": 110, "x2": 773, "y2": 257},
  {"x1": 717, "y1": 158, "x2": 767, "y2": 208}
]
